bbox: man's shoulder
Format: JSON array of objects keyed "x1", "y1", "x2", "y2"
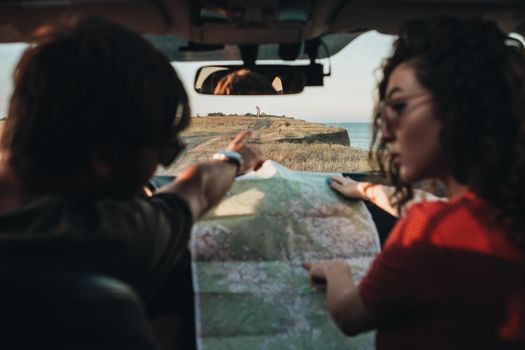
[{"x1": 0, "y1": 193, "x2": 192, "y2": 238}]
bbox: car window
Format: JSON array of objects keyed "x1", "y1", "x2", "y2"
[
  {"x1": 0, "y1": 31, "x2": 391, "y2": 176},
  {"x1": 1, "y1": 30, "x2": 524, "y2": 175},
  {"x1": 0, "y1": 32, "x2": 394, "y2": 175},
  {"x1": 159, "y1": 30, "x2": 395, "y2": 176}
]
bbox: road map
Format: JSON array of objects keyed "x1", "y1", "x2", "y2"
[{"x1": 191, "y1": 161, "x2": 381, "y2": 350}]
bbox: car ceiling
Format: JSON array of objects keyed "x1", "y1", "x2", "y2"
[{"x1": 1, "y1": 0, "x2": 524, "y2": 61}]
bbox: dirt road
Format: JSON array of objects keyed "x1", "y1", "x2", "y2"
[{"x1": 252, "y1": 118, "x2": 269, "y2": 130}]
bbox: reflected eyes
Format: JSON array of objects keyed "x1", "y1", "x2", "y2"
[
  {"x1": 378, "y1": 92, "x2": 433, "y2": 135},
  {"x1": 380, "y1": 92, "x2": 433, "y2": 121},
  {"x1": 379, "y1": 100, "x2": 407, "y2": 121},
  {"x1": 389, "y1": 102, "x2": 406, "y2": 114}
]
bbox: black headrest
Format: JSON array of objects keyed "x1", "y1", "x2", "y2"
[{"x1": 0, "y1": 261, "x2": 157, "y2": 350}]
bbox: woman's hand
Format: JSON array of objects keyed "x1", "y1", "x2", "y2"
[
  {"x1": 303, "y1": 262, "x2": 328, "y2": 289},
  {"x1": 328, "y1": 176, "x2": 370, "y2": 200},
  {"x1": 303, "y1": 260, "x2": 353, "y2": 290},
  {"x1": 226, "y1": 130, "x2": 264, "y2": 174},
  {"x1": 303, "y1": 260, "x2": 375, "y2": 336}
]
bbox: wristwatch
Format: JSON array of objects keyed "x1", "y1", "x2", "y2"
[{"x1": 212, "y1": 150, "x2": 243, "y2": 173}]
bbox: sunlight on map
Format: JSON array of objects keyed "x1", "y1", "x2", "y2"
[{"x1": 211, "y1": 188, "x2": 265, "y2": 217}]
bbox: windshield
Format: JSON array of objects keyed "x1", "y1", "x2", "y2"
[
  {"x1": 0, "y1": 31, "x2": 396, "y2": 175},
  {"x1": 161, "y1": 31, "x2": 395, "y2": 175}
]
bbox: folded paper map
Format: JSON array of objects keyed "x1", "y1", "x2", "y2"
[{"x1": 191, "y1": 161, "x2": 380, "y2": 350}]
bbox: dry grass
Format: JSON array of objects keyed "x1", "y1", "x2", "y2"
[
  {"x1": 260, "y1": 142, "x2": 371, "y2": 172},
  {"x1": 181, "y1": 116, "x2": 257, "y2": 137},
  {"x1": 0, "y1": 117, "x2": 371, "y2": 175},
  {"x1": 183, "y1": 115, "x2": 347, "y2": 143},
  {"x1": 156, "y1": 116, "x2": 371, "y2": 175},
  {"x1": 255, "y1": 118, "x2": 345, "y2": 143},
  {"x1": 158, "y1": 134, "x2": 373, "y2": 175}
]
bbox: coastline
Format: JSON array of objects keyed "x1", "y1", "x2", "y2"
[
  {"x1": 159, "y1": 115, "x2": 371, "y2": 175},
  {"x1": 0, "y1": 117, "x2": 372, "y2": 174}
]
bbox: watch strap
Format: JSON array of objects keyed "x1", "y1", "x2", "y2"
[{"x1": 212, "y1": 150, "x2": 243, "y2": 173}]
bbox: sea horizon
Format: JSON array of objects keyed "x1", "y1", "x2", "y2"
[{"x1": 324, "y1": 122, "x2": 373, "y2": 150}]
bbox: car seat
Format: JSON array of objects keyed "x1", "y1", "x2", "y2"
[{"x1": 0, "y1": 261, "x2": 158, "y2": 350}]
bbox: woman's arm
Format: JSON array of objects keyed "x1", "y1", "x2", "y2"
[
  {"x1": 328, "y1": 176, "x2": 442, "y2": 217},
  {"x1": 303, "y1": 261, "x2": 377, "y2": 336}
]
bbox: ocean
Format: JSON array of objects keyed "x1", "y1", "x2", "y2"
[{"x1": 324, "y1": 122, "x2": 373, "y2": 150}]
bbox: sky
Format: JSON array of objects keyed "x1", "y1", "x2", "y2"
[{"x1": 0, "y1": 31, "x2": 395, "y2": 122}]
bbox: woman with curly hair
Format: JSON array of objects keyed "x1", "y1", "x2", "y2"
[{"x1": 304, "y1": 17, "x2": 525, "y2": 348}]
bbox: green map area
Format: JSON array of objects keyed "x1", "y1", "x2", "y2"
[{"x1": 191, "y1": 161, "x2": 380, "y2": 349}]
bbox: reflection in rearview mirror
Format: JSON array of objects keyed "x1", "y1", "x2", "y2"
[
  {"x1": 194, "y1": 65, "x2": 306, "y2": 95},
  {"x1": 213, "y1": 69, "x2": 279, "y2": 95}
]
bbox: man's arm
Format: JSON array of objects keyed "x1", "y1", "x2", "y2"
[{"x1": 156, "y1": 130, "x2": 263, "y2": 221}]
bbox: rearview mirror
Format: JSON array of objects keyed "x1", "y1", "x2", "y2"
[{"x1": 194, "y1": 65, "x2": 307, "y2": 95}]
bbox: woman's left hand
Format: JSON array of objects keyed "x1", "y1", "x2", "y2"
[
  {"x1": 304, "y1": 260, "x2": 373, "y2": 336},
  {"x1": 328, "y1": 176, "x2": 370, "y2": 200}
]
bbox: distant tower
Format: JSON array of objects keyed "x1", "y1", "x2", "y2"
[{"x1": 256, "y1": 106, "x2": 260, "y2": 118}]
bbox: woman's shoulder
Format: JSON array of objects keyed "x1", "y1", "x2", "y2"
[
  {"x1": 405, "y1": 190, "x2": 480, "y2": 222},
  {"x1": 385, "y1": 191, "x2": 482, "y2": 247},
  {"x1": 390, "y1": 191, "x2": 522, "y2": 263}
]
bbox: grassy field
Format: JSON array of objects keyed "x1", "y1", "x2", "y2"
[
  {"x1": 1, "y1": 117, "x2": 444, "y2": 195},
  {"x1": 159, "y1": 115, "x2": 373, "y2": 175},
  {"x1": 180, "y1": 116, "x2": 257, "y2": 138},
  {"x1": 185, "y1": 115, "x2": 350, "y2": 144},
  {"x1": 0, "y1": 117, "x2": 373, "y2": 174},
  {"x1": 259, "y1": 142, "x2": 370, "y2": 172}
]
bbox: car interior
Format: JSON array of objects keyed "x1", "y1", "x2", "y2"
[
  {"x1": 1, "y1": 0, "x2": 525, "y2": 348},
  {"x1": 0, "y1": 260, "x2": 158, "y2": 349}
]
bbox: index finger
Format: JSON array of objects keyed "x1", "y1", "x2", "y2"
[
  {"x1": 231, "y1": 130, "x2": 253, "y2": 146},
  {"x1": 330, "y1": 175, "x2": 344, "y2": 185}
]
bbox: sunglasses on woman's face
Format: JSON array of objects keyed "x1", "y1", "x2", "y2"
[{"x1": 378, "y1": 92, "x2": 432, "y2": 130}]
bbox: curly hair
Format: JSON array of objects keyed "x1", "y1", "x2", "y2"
[
  {"x1": 371, "y1": 17, "x2": 525, "y2": 249},
  {"x1": 1, "y1": 17, "x2": 190, "y2": 193}
]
